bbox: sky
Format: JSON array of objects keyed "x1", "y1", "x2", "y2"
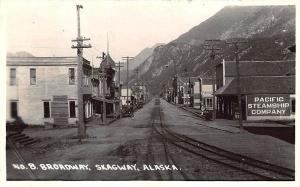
[{"x1": 5, "y1": 0, "x2": 225, "y2": 63}]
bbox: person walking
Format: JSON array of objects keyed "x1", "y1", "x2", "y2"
[{"x1": 130, "y1": 103, "x2": 135, "y2": 119}]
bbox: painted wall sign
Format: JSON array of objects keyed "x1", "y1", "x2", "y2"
[{"x1": 246, "y1": 94, "x2": 290, "y2": 116}]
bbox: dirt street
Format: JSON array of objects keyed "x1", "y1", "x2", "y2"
[{"x1": 6, "y1": 98, "x2": 294, "y2": 180}]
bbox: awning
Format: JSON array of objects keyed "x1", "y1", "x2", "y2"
[
  {"x1": 92, "y1": 96, "x2": 120, "y2": 104},
  {"x1": 215, "y1": 77, "x2": 234, "y2": 95}
]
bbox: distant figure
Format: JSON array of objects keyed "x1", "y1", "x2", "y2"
[
  {"x1": 13, "y1": 116, "x2": 28, "y2": 132},
  {"x1": 130, "y1": 104, "x2": 135, "y2": 119}
]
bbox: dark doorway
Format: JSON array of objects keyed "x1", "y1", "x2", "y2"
[{"x1": 10, "y1": 101, "x2": 18, "y2": 118}]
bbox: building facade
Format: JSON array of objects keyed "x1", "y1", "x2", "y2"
[
  {"x1": 215, "y1": 60, "x2": 295, "y2": 121},
  {"x1": 193, "y1": 78, "x2": 214, "y2": 110},
  {"x1": 93, "y1": 53, "x2": 120, "y2": 118},
  {"x1": 121, "y1": 88, "x2": 132, "y2": 106},
  {"x1": 7, "y1": 57, "x2": 94, "y2": 126}
]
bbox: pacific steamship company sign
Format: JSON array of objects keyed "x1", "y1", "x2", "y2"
[{"x1": 246, "y1": 94, "x2": 290, "y2": 116}]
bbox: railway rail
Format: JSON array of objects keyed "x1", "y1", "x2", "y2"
[{"x1": 152, "y1": 98, "x2": 294, "y2": 181}]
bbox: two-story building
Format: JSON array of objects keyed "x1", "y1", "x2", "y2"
[
  {"x1": 192, "y1": 77, "x2": 214, "y2": 110},
  {"x1": 131, "y1": 83, "x2": 148, "y2": 104},
  {"x1": 6, "y1": 56, "x2": 94, "y2": 126},
  {"x1": 95, "y1": 53, "x2": 120, "y2": 118},
  {"x1": 121, "y1": 88, "x2": 132, "y2": 106}
]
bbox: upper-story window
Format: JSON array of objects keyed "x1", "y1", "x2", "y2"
[
  {"x1": 10, "y1": 68, "x2": 16, "y2": 85},
  {"x1": 206, "y1": 98, "x2": 213, "y2": 108},
  {"x1": 83, "y1": 75, "x2": 89, "y2": 87},
  {"x1": 69, "y1": 68, "x2": 75, "y2": 85},
  {"x1": 30, "y1": 68, "x2": 36, "y2": 85}
]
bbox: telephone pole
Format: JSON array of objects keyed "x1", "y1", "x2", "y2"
[
  {"x1": 97, "y1": 52, "x2": 107, "y2": 125},
  {"x1": 226, "y1": 39, "x2": 248, "y2": 132},
  {"x1": 116, "y1": 61, "x2": 124, "y2": 117},
  {"x1": 135, "y1": 68, "x2": 140, "y2": 101},
  {"x1": 135, "y1": 68, "x2": 139, "y2": 86},
  {"x1": 122, "y1": 56, "x2": 134, "y2": 106},
  {"x1": 71, "y1": 5, "x2": 91, "y2": 141},
  {"x1": 204, "y1": 39, "x2": 221, "y2": 121}
]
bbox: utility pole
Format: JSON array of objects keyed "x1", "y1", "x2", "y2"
[
  {"x1": 204, "y1": 39, "x2": 221, "y2": 121},
  {"x1": 99, "y1": 71, "x2": 107, "y2": 125},
  {"x1": 71, "y1": 5, "x2": 91, "y2": 141},
  {"x1": 115, "y1": 61, "x2": 124, "y2": 118},
  {"x1": 97, "y1": 52, "x2": 107, "y2": 125},
  {"x1": 135, "y1": 68, "x2": 139, "y2": 86},
  {"x1": 198, "y1": 78, "x2": 202, "y2": 110},
  {"x1": 226, "y1": 39, "x2": 248, "y2": 132},
  {"x1": 122, "y1": 56, "x2": 134, "y2": 106},
  {"x1": 91, "y1": 56, "x2": 94, "y2": 94},
  {"x1": 135, "y1": 68, "x2": 140, "y2": 100}
]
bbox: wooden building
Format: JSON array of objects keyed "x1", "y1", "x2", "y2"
[
  {"x1": 95, "y1": 53, "x2": 120, "y2": 118},
  {"x1": 215, "y1": 60, "x2": 295, "y2": 121},
  {"x1": 192, "y1": 78, "x2": 214, "y2": 110},
  {"x1": 7, "y1": 56, "x2": 94, "y2": 126}
]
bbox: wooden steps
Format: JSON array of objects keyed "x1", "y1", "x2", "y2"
[{"x1": 7, "y1": 132, "x2": 40, "y2": 147}]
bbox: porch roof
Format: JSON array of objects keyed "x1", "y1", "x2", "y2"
[{"x1": 215, "y1": 76, "x2": 295, "y2": 95}]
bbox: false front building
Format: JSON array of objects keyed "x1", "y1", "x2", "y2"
[
  {"x1": 192, "y1": 77, "x2": 214, "y2": 110},
  {"x1": 6, "y1": 56, "x2": 95, "y2": 126}
]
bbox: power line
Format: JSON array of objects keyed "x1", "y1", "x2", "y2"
[
  {"x1": 71, "y1": 4, "x2": 91, "y2": 141},
  {"x1": 96, "y1": 52, "x2": 107, "y2": 125},
  {"x1": 225, "y1": 39, "x2": 248, "y2": 132},
  {"x1": 204, "y1": 39, "x2": 222, "y2": 121},
  {"x1": 122, "y1": 56, "x2": 134, "y2": 106},
  {"x1": 116, "y1": 61, "x2": 124, "y2": 118}
]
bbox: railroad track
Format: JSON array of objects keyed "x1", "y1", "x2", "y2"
[{"x1": 152, "y1": 98, "x2": 294, "y2": 181}]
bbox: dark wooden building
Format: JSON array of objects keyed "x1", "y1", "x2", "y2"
[{"x1": 215, "y1": 60, "x2": 295, "y2": 121}]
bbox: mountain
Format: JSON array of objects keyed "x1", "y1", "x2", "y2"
[
  {"x1": 176, "y1": 6, "x2": 294, "y2": 44},
  {"x1": 136, "y1": 5, "x2": 295, "y2": 95},
  {"x1": 120, "y1": 43, "x2": 164, "y2": 83},
  {"x1": 7, "y1": 51, "x2": 35, "y2": 57},
  {"x1": 129, "y1": 43, "x2": 164, "y2": 71}
]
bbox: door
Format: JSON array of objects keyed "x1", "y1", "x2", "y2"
[{"x1": 51, "y1": 95, "x2": 68, "y2": 126}]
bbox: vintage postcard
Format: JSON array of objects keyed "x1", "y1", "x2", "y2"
[{"x1": 1, "y1": 0, "x2": 297, "y2": 185}]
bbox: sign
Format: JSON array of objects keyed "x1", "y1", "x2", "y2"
[{"x1": 246, "y1": 94, "x2": 290, "y2": 116}]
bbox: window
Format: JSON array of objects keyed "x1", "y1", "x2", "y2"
[
  {"x1": 10, "y1": 101, "x2": 18, "y2": 118},
  {"x1": 69, "y1": 68, "x2": 75, "y2": 85},
  {"x1": 10, "y1": 68, "x2": 16, "y2": 85},
  {"x1": 30, "y1": 68, "x2": 36, "y2": 85},
  {"x1": 83, "y1": 75, "x2": 89, "y2": 87},
  {"x1": 206, "y1": 98, "x2": 213, "y2": 108},
  {"x1": 43, "y1": 102, "x2": 50, "y2": 118},
  {"x1": 69, "y1": 101, "x2": 76, "y2": 118}
]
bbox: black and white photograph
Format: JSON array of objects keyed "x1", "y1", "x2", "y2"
[{"x1": 2, "y1": 0, "x2": 297, "y2": 183}]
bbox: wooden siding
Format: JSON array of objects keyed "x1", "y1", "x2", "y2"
[{"x1": 52, "y1": 95, "x2": 68, "y2": 126}]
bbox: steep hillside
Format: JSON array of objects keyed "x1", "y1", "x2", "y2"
[
  {"x1": 7, "y1": 51, "x2": 35, "y2": 57},
  {"x1": 120, "y1": 43, "x2": 164, "y2": 83},
  {"x1": 135, "y1": 5, "x2": 295, "y2": 95},
  {"x1": 129, "y1": 43, "x2": 164, "y2": 71},
  {"x1": 176, "y1": 6, "x2": 295, "y2": 44}
]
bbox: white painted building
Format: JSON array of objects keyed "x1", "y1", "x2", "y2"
[
  {"x1": 121, "y1": 88, "x2": 132, "y2": 105},
  {"x1": 6, "y1": 57, "x2": 94, "y2": 126},
  {"x1": 193, "y1": 78, "x2": 214, "y2": 110}
]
